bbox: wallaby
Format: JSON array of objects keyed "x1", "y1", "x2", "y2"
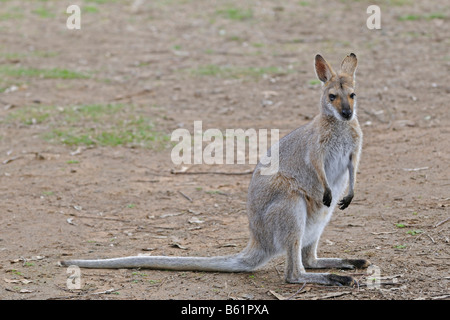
[{"x1": 61, "y1": 53, "x2": 370, "y2": 286}]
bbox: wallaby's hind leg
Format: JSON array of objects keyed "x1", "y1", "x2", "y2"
[
  {"x1": 283, "y1": 199, "x2": 356, "y2": 286},
  {"x1": 284, "y1": 232, "x2": 356, "y2": 286},
  {"x1": 302, "y1": 234, "x2": 370, "y2": 270}
]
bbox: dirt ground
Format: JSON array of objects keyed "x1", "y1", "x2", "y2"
[{"x1": 0, "y1": 0, "x2": 448, "y2": 300}]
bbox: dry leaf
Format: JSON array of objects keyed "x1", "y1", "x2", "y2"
[
  {"x1": 19, "y1": 289, "x2": 34, "y2": 293},
  {"x1": 188, "y1": 217, "x2": 204, "y2": 224},
  {"x1": 170, "y1": 243, "x2": 188, "y2": 250},
  {"x1": 268, "y1": 290, "x2": 286, "y2": 300}
]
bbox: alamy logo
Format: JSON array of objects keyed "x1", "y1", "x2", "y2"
[
  {"x1": 171, "y1": 121, "x2": 279, "y2": 175},
  {"x1": 66, "y1": 265, "x2": 81, "y2": 289},
  {"x1": 366, "y1": 5, "x2": 381, "y2": 30},
  {"x1": 66, "y1": 5, "x2": 81, "y2": 30}
]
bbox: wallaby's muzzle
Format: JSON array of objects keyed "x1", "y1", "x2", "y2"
[{"x1": 341, "y1": 108, "x2": 352, "y2": 120}]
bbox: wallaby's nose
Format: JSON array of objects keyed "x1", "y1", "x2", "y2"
[{"x1": 341, "y1": 109, "x2": 352, "y2": 120}]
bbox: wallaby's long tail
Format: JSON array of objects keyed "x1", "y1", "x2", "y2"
[
  {"x1": 61, "y1": 254, "x2": 247, "y2": 272},
  {"x1": 60, "y1": 241, "x2": 269, "y2": 273}
]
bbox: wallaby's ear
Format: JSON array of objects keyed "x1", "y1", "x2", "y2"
[
  {"x1": 315, "y1": 54, "x2": 335, "y2": 83},
  {"x1": 340, "y1": 53, "x2": 357, "y2": 78}
]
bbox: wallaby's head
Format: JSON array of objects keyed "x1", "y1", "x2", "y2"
[{"x1": 314, "y1": 53, "x2": 358, "y2": 121}]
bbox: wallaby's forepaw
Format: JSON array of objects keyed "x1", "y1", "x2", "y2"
[
  {"x1": 338, "y1": 194, "x2": 353, "y2": 210},
  {"x1": 323, "y1": 188, "x2": 332, "y2": 207}
]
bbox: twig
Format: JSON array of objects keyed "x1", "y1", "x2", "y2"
[
  {"x1": 433, "y1": 217, "x2": 450, "y2": 228},
  {"x1": 286, "y1": 283, "x2": 306, "y2": 300},
  {"x1": 402, "y1": 167, "x2": 429, "y2": 172},
  {"x1": 371, "y1": 231, "x2": 395, "y2": 235},
  {"x1": 312, "y1": 291, "x2": 352, "y2": 300},
  {"x1": 426, "y1": 233, "x2": 436, "y2": 243},
  {"x1": 2, "y1": 156, "x2": 22, "y2": 165},
  {"x1": 431, "y1": 294, "x2": 450, "y2": 300},
  {"x1": 178, "y1": 191, "x2": 193, "y2": 202},
  {"x1": 69, "y1": 214, "x2": 130, "y2": 223},
  {"x1": 91, "y1": 288, "x2": 117, "y2": 295}
]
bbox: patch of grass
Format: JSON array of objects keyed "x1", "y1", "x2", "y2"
[
  {"x1": 425, "y1": 12, "x2": 447, "y2": 20},
  {"x1": 308, "y1": 79, "x2": 321, "y2": 85},
  {"x1": 227, "y1": 35, "x2": 245, "y2": 42},
  {"x1": 66, "y1": 160, "x2": 79, "y2": 164},
  {"x1": 0, "y1": 51, "x2": 59, "y2": 59},
  {"x1": 398, "y1": 14, "x2": 420, "y2": 21},
  {"x1": 398, "y1": 12, "x2": 447, "y2": 21},
  {"x1": 252, "y1": 42, "x2": 264, "y2": 48},
  {"x1": 190, "y1": 64, "x2": 290, "y2": 79},
  {"x1": 340, "y1": 0, "x2": 411, "y2": 5},
  {"x1": 9, "y1": 269, "x2": 22, "y2": 276},
  {"x1": 394, "y1": 244, "x2": 407, "y2": 249},
  {"x1": 206, "y1": 190, "x2": 221, "y2": 194},
  {"x1": 148, "y1": 279, "x2": 160, "y2": 285},
  {"x1": 33, "y1": 7, "x2": 55, "y2": 18},
  {"x1": 0, "y1": 12, "x2": 24, "y2": 21},
  {"x1": 84, "y1": 0, "x2": 116, "y2": 3},
  {"x1": 84, "y1": 5, "x2": 99, "y2": 13},
  {"x1": 395, "y1": 223, "x2": 406, "y2": 228},
  {"x1": 7, "y1": 106, "x2": 51, "y2": 125},
  {"x1": 0, "y1": 66, "x2": 89, "y2": 79},
  {"x1": 406, "y1": 229, "x2": 423, "y2": 236},
  {"x1": 7, "y1": 103, "x2": 170, "y2": 149},
  {"x1": 216, "y1": 7, "x2": 253, "y2": 21}
]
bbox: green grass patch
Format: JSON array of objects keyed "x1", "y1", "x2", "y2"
[
  {"x1": 84, "y1": 0, "x2": 117, "y2": 4},
  {"x1": 398, "y1": 14, "x2": 420, "y2": 21},
  {"x1": 425, "y1": 12, "x2": 447, "y2": 20},
  {"x1": 0, "y1": 51, "x2": 59, "y2": 59},
  {"x1": 216, "y1": 7, "x2": 253, "y2": 21},
  {"x1": 84, "y1": 5, "x2": 99, "y2": 13},
  {"x1": 308, "y1": 79, "x2": 321, "y2": 85},
  {"x1": 0, "y1": 12, "x2": 24, "y2": 21},
  {"x1": 190, "y1": 64, "x2": 291, "y2": 79},
  {"x1": 406, "y1": 229, "x2": 423, "y2": 236},
  {"x1": 0, "y1": 66, "x2": 89, "y2": 79},
  {"x1": 398, "y1": 12, "x2": 447, "y2": 21},
  {"x1": 33, "y1": 7, "x2": 55, "y2": 18},
  {"x1": 7, "y1": 103, "x2": 170, "y2": 149}
]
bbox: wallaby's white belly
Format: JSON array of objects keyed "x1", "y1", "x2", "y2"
[{"x1": 301, "y1": 150, "x2": 351, "y2": 248}]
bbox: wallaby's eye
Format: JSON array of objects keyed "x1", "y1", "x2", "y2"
[
  {"x1": 350, "y1": 93, "x2": 356, "y2": 99},
  {"x1": 329, "y1": 94, "x2": 336, "y2": 101}
]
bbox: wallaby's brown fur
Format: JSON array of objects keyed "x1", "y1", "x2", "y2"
[{"x1": 61, "y1": 53, "x2": 370, "y2": 286}]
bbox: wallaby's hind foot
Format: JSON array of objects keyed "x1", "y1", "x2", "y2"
[{"x1": 286, "y1": 272, "x2": 356, "y2": 287}]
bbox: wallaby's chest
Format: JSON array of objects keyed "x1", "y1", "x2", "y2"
[{"x1": 323, "y1": 130, "x2": 354, "y2": 185}]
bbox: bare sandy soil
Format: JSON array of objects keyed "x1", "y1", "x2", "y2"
[{"x1": 0, "y1": 0, "x2": 448, "y2": 300}]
